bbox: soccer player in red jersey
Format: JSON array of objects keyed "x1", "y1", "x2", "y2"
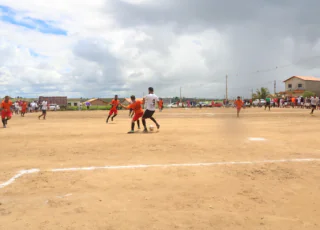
[
  {"x1": 1, "y1": 96, "x2": 13, "y2": 128},
  {"x1": 120, "y1": 95, "x2": 143, "y2": 133},
  {"x1": 21, "y1": 101, "x2": 27, "y2": 117},
  {"x1": 106, "y1": 95, "x2": 120, "y2": 123}
]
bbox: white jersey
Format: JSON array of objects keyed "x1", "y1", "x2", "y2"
[
  {"x1": 144, "y1": 94, "x2": 159, "y2": 111},
  {"x1": 42, "y1": 101, "x2": 48, "y2": 110}
]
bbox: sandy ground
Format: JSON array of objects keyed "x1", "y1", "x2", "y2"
[{"x1": 0, "y1": 108, "x2": 319, "y2": 230}]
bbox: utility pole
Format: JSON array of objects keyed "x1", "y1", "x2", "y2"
[
  {"x1": 274, "y1": 80, "x2": 276, "y2": 94},
  {"x1": 226, "y1": 75, "x2": 228, "y2": 101},
  {"x1": 180, "y1": 86, "x2": 182, "y2": 107},
  {"x1": 251, "y1": 88, "x2": 254, "y2": 100}
]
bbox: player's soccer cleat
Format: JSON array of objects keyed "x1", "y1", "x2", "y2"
[
  {"x1": 143, "y1": 129, "x2": 148, "y2": 133},
  {"x1": 156, "y1": 124, "x2": 160, "y2": 129},
  {"x1": 127, "y1": 130, "x2": 135, "y2": 134}
]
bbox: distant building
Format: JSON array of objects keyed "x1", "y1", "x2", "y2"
[
  {"x1": 280, "y1": 76, "x2": 320, "y2": 97},
  {"x1": 68, "y1": 98, "x2": 82, "y2": 106},
  {"x1": 83, "y1": 98, "x2": 108, "y2": 106}
]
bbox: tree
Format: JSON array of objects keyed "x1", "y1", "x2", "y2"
[
  {"x1": 302, "y1": 91, "x2": 315, "y2": 98},
  {"x1": 254, "y1": 87, "x2": 270, "y2": 99}
]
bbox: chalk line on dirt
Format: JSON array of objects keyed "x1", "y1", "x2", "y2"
[
  {"x1": 1, "y1": 158, "x2": 320, "y2": 189},
  {"x1": 0, "y1": 169, "x2": 39, "y2": 189},
  {"x1": 50, "y1": 158, "x2": 320, "y2": 172}
]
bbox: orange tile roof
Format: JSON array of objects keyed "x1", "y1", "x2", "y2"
[{"x1": 284, "y1": 76, "x2": 320, "y2": 82}]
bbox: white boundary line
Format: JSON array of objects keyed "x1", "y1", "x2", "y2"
[
  {"x1": 1, "y1": 158, "x2": 320, "y2": 189},
  {"x1": 167, "y1": 111, "x2": 307, "y2": 115},
  {"x1": 0, "y1": 169, "x2": 39, "y2": 189}
]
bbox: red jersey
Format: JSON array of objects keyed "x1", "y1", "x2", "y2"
[
  {"x1": 111, "y1": 99, "x2": 120, "y2": 110},
  {"x1": 1, "y1": 100, "x2": 13, "y2": 110},
  {"x1": 127, "y1": 100, "x2": 143, "y2": 114}
]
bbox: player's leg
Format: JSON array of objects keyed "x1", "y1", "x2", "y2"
[
  {"x1": 311, "y1": 105, "x2": 315, "y2": 114},
  {"x1": 38, "y1": 110, "x2": 44, "y2": 119},
  {"x1": 237, "y1": 108, "x2": 241, "y2": 117},
  {"x1": 111, "y1": 110, "x2": 117, "y2": 121},
  {"x1": 128, "y1": 113, "x2": 142, "y2": 133},
  {"x1": 149, "y1": 112, "x2": 159, "y2": 129},
  {"x1": 43, "y1": 110, "x2": 46, "y2": 119},
  {"x1": 142, "y1": 110, "x2": 151, "y2": 132},
  {"x1": 1, "y1": 110, "x2": 6, "y2": 127},
  {"x1": 136, "y1": 119, "x2": 140, "y2": 129},
  {"x1": 106, "y1": 110, "x2": 113, "y2": 123}
]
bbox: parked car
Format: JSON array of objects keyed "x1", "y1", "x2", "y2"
[
  {"x1": 49, "y1": 104, "x2": 60, "y2": 111},
  {"x1": 167, "y1": 103, "x2": 177, "y2": 108},
  {"x1": 213, "y1": 103, "x2": 223, "y2": 107},
  {"x1": 252, "y1": 99, "x2": 266, "y2": 107}
]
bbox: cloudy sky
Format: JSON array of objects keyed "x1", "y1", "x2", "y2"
[{"x1": 1, "y1": 0, "x2": 320, "y2": 99}]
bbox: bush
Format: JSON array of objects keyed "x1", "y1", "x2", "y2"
[{"x1": 302, "y1": 91, "x2": 315, "y2": 98}]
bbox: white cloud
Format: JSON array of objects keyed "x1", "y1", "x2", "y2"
[{"x1": 1, "y1": 0, "x2": 320, "y2": 99}]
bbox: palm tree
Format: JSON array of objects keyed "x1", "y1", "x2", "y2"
[{"x1": 253, "y1": 87, "x2": 270, "y2": 99}]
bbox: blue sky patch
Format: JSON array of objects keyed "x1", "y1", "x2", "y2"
[
  {"x1": 29, "y1": 49, "x2": 40, "y2": 57},
  {"x1": 0, "y1": 5, "x2": 67, "y2": 36}
]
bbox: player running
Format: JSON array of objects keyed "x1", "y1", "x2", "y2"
[
  {"x1": 310, "y1": 96, "x2": 317, "y2": 115},
  {"x1": 38, "y1": 100, "x2": 48, "y2": 120},
  {"x1": 265, "y1": 96, "x2": 271, "y2": 111},
  {"x1": 106, "y1": 95, "x2": 120, "y2": 123},
  {"x1": 234, "y1": 96, "x2": 244, "y2": 117},
  {"x1": 142, "y1": 87, "x2": 160, "y2": 132},
  {"x1": 158, "y1": 98, "x2": 164, "y2": 112},
  {"x1": 1, "y1": 96, "x2": 13, "y2": 128},
  {"x1": 21, "y1": 101, "x2": 27, "y2": 117},
  {"x1": 120, "y1": 95, "x2": 143, "y2": 133}
]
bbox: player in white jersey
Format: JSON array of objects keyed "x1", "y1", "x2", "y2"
[
  {"x1": 142, "y1": 87, "x2": 160, "y2": 132},
  {"x1": 310, "y1": 96, "x2": 317, "y2": 115},
  {"x1": 38, "y1": 100, "x2": 47, "y2": 120}
]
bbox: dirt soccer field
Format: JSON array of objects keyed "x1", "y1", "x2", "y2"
[{"x1": 0, "y1": 108, "x2": 320, "y2": 230}]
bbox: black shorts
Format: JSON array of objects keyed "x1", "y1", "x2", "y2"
[
  {"x1": 266, "y1": 102, "x2": 270, "y2": 106},
  {"x1": 311, "y1": 105, "x2": 316, "y2": 109},
  {"x1": 42, "y1": 110, "x2": 47, "y2": 114},
  {"x1": 142, "y1": 110, "x2": 155, "y2": 119}
]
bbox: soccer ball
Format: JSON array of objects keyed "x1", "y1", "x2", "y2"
[{"x1": 149, "y1": 125, "x2": 154, "y2": 131}]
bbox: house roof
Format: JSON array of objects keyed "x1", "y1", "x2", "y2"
[
  {"x1": 283, "y1": 76, "x2": 320, "y2": 82},
  {"x1": 122, "y1": 98, "x2": 144, "y2": 103},
  {"x1": 84, "y1": 98, "x2": 107, "y2": 103}
]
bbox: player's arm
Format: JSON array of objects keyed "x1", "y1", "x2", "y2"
[
  {"x1": 119, "y1": 104, "x2": 130, "y2": 110},
  {"x1": 155, "y1": 96, "x2": 160, "y2": 107}
]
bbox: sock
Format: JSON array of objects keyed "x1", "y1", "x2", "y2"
[
  {"x1": 131, "y1": 122, "x2": 135, "y2": 131},
  {"x1": 2, "y1": 119, "x2": 5, "y2": 125},
  {"x1": 311, "y1": 109, "x2": 314, "y2": 114},
  {"x1": 142, "y1": 119, "x2": 147, "y2": 129},
  {"x1": 137, "y1": 120, "x2": 140, "y2": 129},
  {"x1": 150, "y1": 117, "x2": 159, "y2": 126}
]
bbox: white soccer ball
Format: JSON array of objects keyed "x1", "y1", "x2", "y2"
[{"x1": 149, "y1": 125, "x2": 154, "y2": 131}]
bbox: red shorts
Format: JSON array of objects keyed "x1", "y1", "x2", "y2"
[
  {"x1": 109, "y1": 109, "x2": 117, "y2": 116},
  {"x1": 237, "y1": 107, "x2": 241, "y2": 111},
  {"x1": 21, "y1": 108, "x2": 26, "y2": 113},
  {"x1": 132, "y1": 112, "x2": 143, "y2": 121},
  {"x1": 1, "y1": 110, "x2": 12, "y2": 119}
]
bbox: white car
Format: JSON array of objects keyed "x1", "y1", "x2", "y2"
[
  {"x1": 253, "y1": 99, "x2": 266, "y2": 106},
  {"x1": 167, "y1": 103, "x2": 178, "y2": 108},
  {"x1": 48, "y1": 104, "x2": 60, "y2": 111}
]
